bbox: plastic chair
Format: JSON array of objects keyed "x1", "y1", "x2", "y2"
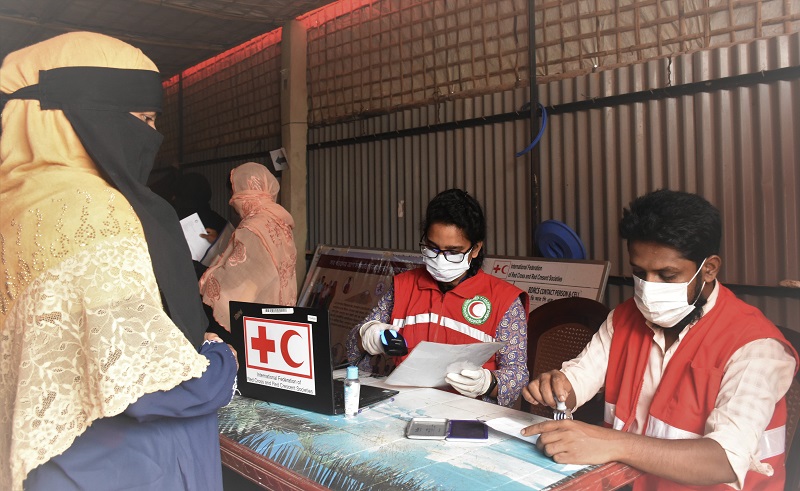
[
  {"x1": 522, "y1": 297, "x2": 610, "y2": 423},
  {"x1": 777, "y1": 325, "x2": 800, "y2": 491}
]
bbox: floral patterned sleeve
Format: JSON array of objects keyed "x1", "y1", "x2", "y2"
[
  {"x1": 345, "y1": 283, "x2": 395, "y2": 373},
  {"x1": 483, "y1": 297, "x2": 529, "y2": 407}
]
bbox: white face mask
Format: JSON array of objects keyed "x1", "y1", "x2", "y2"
[
  {"x1": 633, "y1": 258, "x2": 706, "y2": 327},
  {"x1": 424, "y1": 252, "x2": 472, "y2": 283}
]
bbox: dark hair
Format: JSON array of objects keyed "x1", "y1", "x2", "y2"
[
  {"x1": 619, "y1": 189, "x2": 721, "y2": 266},
  {"x1": 422, "y1": 188, "x2": 487, "y2": 273}
]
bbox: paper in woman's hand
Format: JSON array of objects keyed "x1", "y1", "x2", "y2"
[
  {"x1": 200, "y1": 222, "x2": 234, "y2": 266},
  {"x1": 384, "y1": 340, "x2": 504, "y2": 387},
  {"x1": 179, "y1": 213, "x2": 210, "y2": 261}
]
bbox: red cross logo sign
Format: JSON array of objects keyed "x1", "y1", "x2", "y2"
[
  {"x1": 491, "y1": 261, "x2": 511, "y2": 276},
  {"x1": 243, "y1": 317, "x2": 314, "y2": 379}
]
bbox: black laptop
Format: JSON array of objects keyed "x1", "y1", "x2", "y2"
[{"x1": 228, "y1": 301, "x2": 398, "y2": 415}]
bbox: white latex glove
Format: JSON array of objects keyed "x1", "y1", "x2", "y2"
[
  {"x1": 358, "y1": 320, "x2": 390, "y2": 355},
  {"x1": 445, "y1": 368, "x2": 493, "y2": 398}
]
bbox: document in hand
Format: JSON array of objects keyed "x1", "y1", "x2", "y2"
[
  {"x1": 179, "y1": 213, "x2": 210, "y2": 261},
  {"x1": 384, "y1": 340, "x2": 504, "y2": 388}
]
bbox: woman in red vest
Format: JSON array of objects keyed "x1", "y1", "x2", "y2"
[
  {"x1": 520, "y1": 190, "x2": 798, "y2": 490},
  {"x1": 346, "y1": 189, "x2": 529, "y2": 406}
]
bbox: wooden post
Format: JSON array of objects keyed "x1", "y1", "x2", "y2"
[{"x1": 280, "y1": 20, "x2": 309, "y2": 292}]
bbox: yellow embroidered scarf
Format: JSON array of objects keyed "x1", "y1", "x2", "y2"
[{"x1": 0, "y1": 32, "x2": 209, "y2": 490}]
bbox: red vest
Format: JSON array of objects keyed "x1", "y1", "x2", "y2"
[
  {"x1": 605, "y1": 285, "x2": 798, "y2": 491},
  {"x1": 390, "y1": 268, "x2": 527, "y2": 369}
]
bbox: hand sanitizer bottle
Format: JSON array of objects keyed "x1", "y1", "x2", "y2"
[{"x1": 344, "y1": 365, "x2": 360, "y2": 417}]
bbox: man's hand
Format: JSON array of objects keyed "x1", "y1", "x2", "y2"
[
  {"x1": 521, "y1": 419, "x2": 737, "y2": 486},
  {"x1": 522, "y1": 369, "x2": 574, "y2": 408},
  {"x1": 521, "y1": 419, "x2": 621, "y2": 465},
  {"x1": 445, "y1": 368, "x2": 493, "y2": 398}
]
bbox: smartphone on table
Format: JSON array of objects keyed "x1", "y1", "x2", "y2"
[{"x1": 406, "y1": 417, "x2": 488, "y2": 442}]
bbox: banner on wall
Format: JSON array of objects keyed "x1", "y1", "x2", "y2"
[
  {"x1": 482, "y1": 256, "x2": 609, "y2": 311},
  {"x1": 298, "y1": 245, "x2": 610, "y2": 365},
  {"x1": 298, "y1": 246, "x2": 423, "y2": 365}
]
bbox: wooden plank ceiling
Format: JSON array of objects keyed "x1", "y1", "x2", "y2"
[{"x1": 0, "y1": 0, "x2": 333, "y2": 78}]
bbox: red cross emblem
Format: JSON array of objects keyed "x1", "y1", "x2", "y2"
[{"x1": 251, "y1": 325, "x2": 276, "y2": 364}]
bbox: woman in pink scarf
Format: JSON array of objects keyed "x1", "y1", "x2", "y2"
[{"x1": 199, "y1": 162, "x2": 297, "y2": 330}]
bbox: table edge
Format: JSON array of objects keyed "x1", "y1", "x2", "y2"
[{"x1": 220, "y1": 434, "x2": 330, "y2": 491}]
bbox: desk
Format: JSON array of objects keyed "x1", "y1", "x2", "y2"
[{"x1": 218, "y1": 378, "x2": 641, "y2": 491}]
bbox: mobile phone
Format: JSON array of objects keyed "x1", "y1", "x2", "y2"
[
  {"x1": 445, "y1": 419, "x2": 489, "y2": 442},
  {"x1": 406, "y1": 417, "x2": 449, "y2": 439},
  {"x1": 405, "y1": 417, "x2": 488, "y2": 442}
]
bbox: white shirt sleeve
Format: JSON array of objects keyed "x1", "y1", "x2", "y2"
[
  {"x1": 704, "y1": 338, "x2": 797, "y2": 489},
  {"x1": 559, "y1": 294, "x2": 797, "y2": 490},
  {"x1": 560, "y1": 310, "x2": 615, "y2": 410}
]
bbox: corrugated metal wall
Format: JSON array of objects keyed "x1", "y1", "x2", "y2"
[
  {"x1": 308, "y1": 32, "x2": 800, "y2": 328},
  {"x1": 308, "y1": 88, "x2": 533, "y2": 257},
  {"x1": 155, "y1": 30, "x2": 283, "y2": 170},
  {"x1": 540, "y1": 32, "x2": 800, "y2": 287}
]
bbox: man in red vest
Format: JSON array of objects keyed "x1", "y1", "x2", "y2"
[{"x1": 521, "y1": 189, "x2": 798, "y2": 490}]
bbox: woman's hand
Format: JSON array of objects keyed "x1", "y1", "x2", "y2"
[
  {"x1": 200, "y1": 227, "x2": 219, "y2": 244},
  {"x1": 204, "y1": 332, "x2": 238, "y2": 370}
]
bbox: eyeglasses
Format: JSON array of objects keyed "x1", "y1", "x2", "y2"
[{"x1": 419, "y1": 243, "x2": 473, "y2": 263}]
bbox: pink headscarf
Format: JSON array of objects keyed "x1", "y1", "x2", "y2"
[{"x1": 199, "y1": 162, "x2": 297, "y2": 329}]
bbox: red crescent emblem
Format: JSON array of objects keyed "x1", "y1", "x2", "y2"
[
  {"x1": 468, "y1": 301, "x2": 480, "y2": 317},
  {"x1": 281, "y1": 330, "x2": 303, "y2": 368}
]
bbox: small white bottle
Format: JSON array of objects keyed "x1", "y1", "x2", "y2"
[
  {"x1": 343, "y1": 365, "x2": 361, "y2": 417},
  {"x1": 555, "y1": 400, "x2": 573, "y2": 420}
]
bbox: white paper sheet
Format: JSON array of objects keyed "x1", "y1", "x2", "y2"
[
  {"x1": 179, "y1": 213, "x2": 210, "y2": 261},
  {"x1": 384, "y1": 340, "x2": 503, "y2": 387},
  {"x1": 484, "y1": 416, "x2": 588, "y2": 471},
  {"x1": 485, "y1": 416, "x2": 540, "y2": 444}
]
